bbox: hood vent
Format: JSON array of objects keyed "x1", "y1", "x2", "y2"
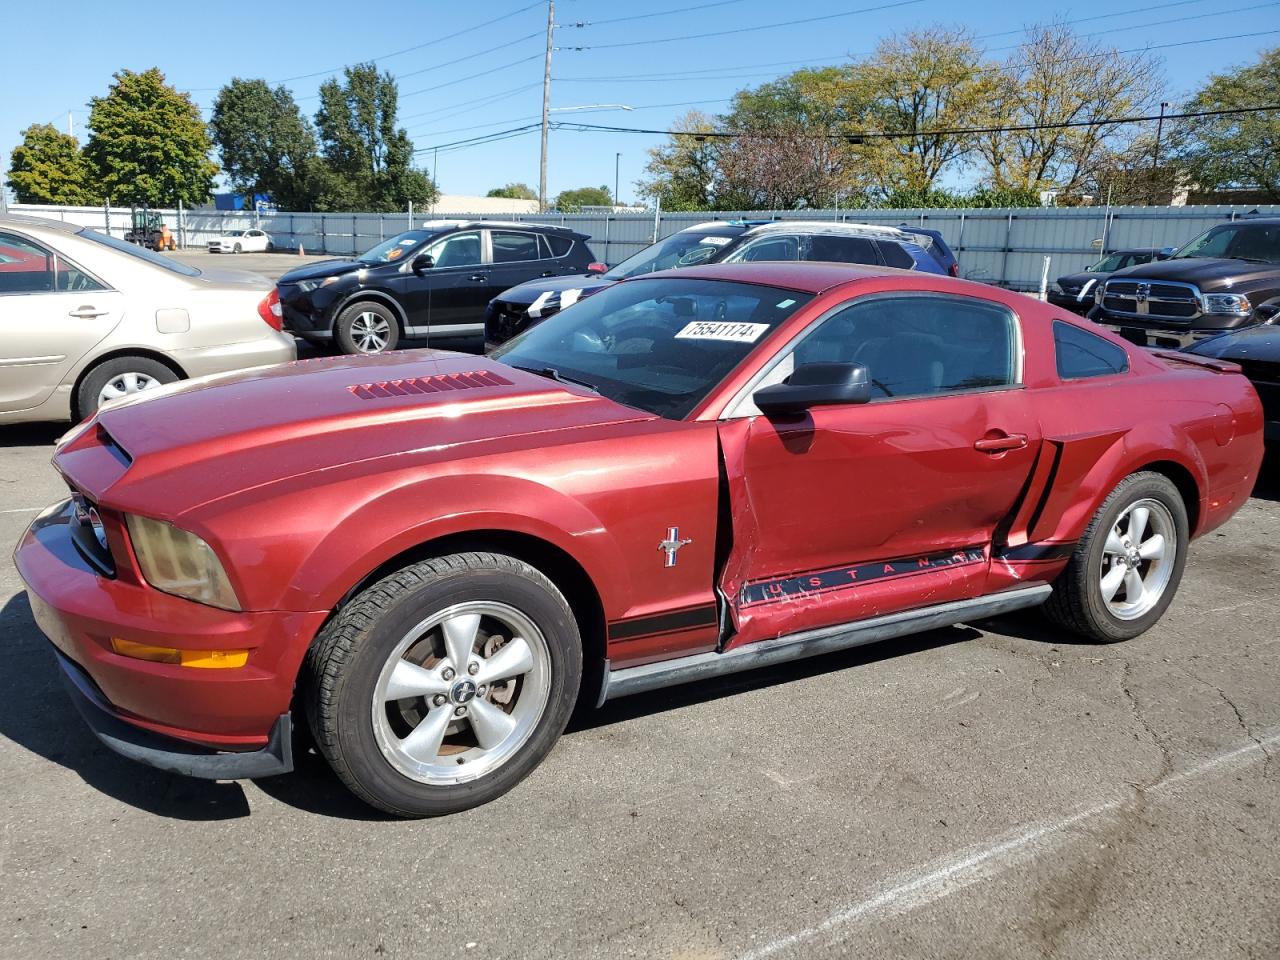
[{"x1": 347, "y1": 370, "x2": 514, "y2": 400}]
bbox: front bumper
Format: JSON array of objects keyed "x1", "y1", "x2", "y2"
[
  {"x1": 485, "y1": 299, "x2": 541, "y2": 346},
  {"x1": 55, "y1": 647, "x2": 293, "y2": 779},
  {"x1": 14, "y1": 500, "x2": 327, "y2": 757},
  {"x1": 1047, "y1": 291, "x2": 1092, "y2": 314}
]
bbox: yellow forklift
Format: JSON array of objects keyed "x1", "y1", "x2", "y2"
[{"x1": 123, "y1": 207, "x2": 176, "y2": 251}]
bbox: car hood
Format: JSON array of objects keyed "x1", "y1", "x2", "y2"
[
  {"x1": 59, "y1": 350, "x2": 651, "y2": 517},
  {"x1": 278, "y1": 258, "x2": 364, "y2": 283},
  {"x1": 1056, "y1": 271, "x2": 1106, "y2": 286},
  {"x1": 1185, "y1": 324, "x2": 1280, "y2": 362},
  {"x1": 1110, "y1": 257, "x2": 1280, "y2": 290},
  {"x1": 193, "y1": 266, "x2": 272, "y2": 288},
  {"x1": 494, "y1": 274, "x2": 616, "y2": 308}
]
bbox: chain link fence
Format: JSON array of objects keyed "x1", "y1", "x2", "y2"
[{"x1": 11, "y1": 202, "x2": 1278, "y2": 292}]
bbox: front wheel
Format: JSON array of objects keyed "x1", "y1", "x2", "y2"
[
  {"x1": 1044, "y1": 471, "x2": 1189, "y2": 643},
  {"x1": 233, "y1": 242, "x2": 242, "y2": 254},
  {"x1": 77, "y1": 355, "x2": 179, "y2": 419},
  {"x1": 304, "y1": 553, "x2": 582, "y2": 817},
  {"x1": 334, "y1": 301, "x2": 399, "y2": 354}
]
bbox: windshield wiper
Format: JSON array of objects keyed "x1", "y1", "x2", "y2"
[
  {"x1": 1229, "y1": 256, "x2": 1270, "y2": 263},
  {"x1": 509, "y1": 364, "x2": 599, "y2": 394}
]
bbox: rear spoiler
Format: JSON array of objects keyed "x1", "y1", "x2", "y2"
[{"x1": 1150, "y1": 349, "x2": 1242, "y2": 375}]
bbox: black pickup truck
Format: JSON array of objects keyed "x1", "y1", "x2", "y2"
[{"x1": 1089, "y1": 217, "x2": 1280, "y2": 349}]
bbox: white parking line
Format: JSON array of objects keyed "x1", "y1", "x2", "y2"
[
  {"x1": 739, "y1": 730, "x2": 1280, "y2": 960},
  {"x1": 0, "y1": 507, "x2": 41, "y2": 515}
]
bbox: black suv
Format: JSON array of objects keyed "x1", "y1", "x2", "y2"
[
  {"x1": 278, "y1": 220, "x2": 595, "y2": 354},
  {"x1": 1089, "y1": 218, "x2": 1280, "y2": 348}
]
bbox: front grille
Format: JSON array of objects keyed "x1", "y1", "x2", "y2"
[
  {"x1": 69, "y1": 493, "x2": 116, "y2": 577},
  {"x1": 1102, "y1": 279, "x2": 1201, "y2": 321}
]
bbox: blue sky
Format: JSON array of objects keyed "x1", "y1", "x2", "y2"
[{"x1": 2, "y1": 0, "x2": 1277, "y2": 204}]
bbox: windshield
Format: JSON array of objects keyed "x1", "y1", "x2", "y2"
[
  {"x1": 1089, "y1": 253, "x2": 1126, "y2": 272},
  {"x1": 1173, "y1": 223, "x2": 1280, "y2": 264},
  {"x1": 605, "y1": 230, "x2": 739, "y2": 279},
  {"x1": 76, "y1": 227, "x2": 200, "y2": 276},
  {"x1": 226, "y1": 230, "x2": 245, "y2": 237},
  {"x1": 492, "y1": 276, "x2": 813, "y2": 419},
  {"x1": 358, "y1": 229, "x2": 442, "y2": 264}
]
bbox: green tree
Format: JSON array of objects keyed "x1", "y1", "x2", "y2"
[
  {"x1": 6, "y1": 124, "x2": 93, "y2": 204},
  {"x1": 486, "y1": 182, "x2": 536, "y2": 200},
  {"x1": 637, "y1": 110, "x2": 720, "y2": 210},
  {"x1": 977, "y1": 25, "x2": 1162, "y2": 195},
  {"x1": 1176, "y1": 48, "x2": 1280, "y2": 200},
  {"x1": 210, "y1": 78, "x2": 318, "y2": 209},
  {"x1": 314, "y1": 63, "x2": 438, "y2": 212},
  {"x1": 83, "y1": 68, "x2": 217, "y2": 206},
  {"x1": 554, "y1": 185, "x2": 612, "y2": 211}
]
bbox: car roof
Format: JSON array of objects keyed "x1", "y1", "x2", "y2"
[
  {"x1": 0, "y1": 214, "x2": 83, "y2": 234},
  {"x1": 422, "y1": 218, "x2": 583, "y2": 235},
  {"x1": 642, "y1": 260, "x2": 898, "y2": 293}
]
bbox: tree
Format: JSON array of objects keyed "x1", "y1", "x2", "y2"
[
  {"x1": 554, "y1": 185, "x2": 612, "y2": 211},
  {"x1": 210, "y1": 78, "x2": 318, "y2": 209},
  {"x1": 83, "y1": 68, "x2": 217, "y2": 206},
  {"x1": 6, "y1": 124, "x2": 92, "y2": 204},
  {"x1": 487, "y1": 182, "x2": 536, "y2": 200},
  {"x1": 1176, "y1": 48, "x2": 1280, "y2": 200},
  {"x1": 853, "y1": 28, "x2": 1000, "y2": 195},
  {"x1": 637, "y1": 110, "x2": 720, "y2": 210},
  {"x1": 314, "y1": 63, "x2": 438, "y2": 211},
  {"x1": 977, "y1": 25, "x2": 1162, "y2": 195}
]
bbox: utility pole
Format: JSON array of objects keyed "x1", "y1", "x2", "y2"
[
  {"x1": 614, "y1": 152, "x2": 621, "y2": 208},
  {"x1": 1151, "y1": 101, "x2": 1169, "y2": 205},
  {"x1": 67, "y1": 111, "x2": 73, "y2": 138},
  {"x1": 539, "y1": 0, "x2": 554, "y2": 213}
]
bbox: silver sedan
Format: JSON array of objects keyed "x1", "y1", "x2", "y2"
[{"x1": 0, "y1": 214, "x2": 296, "y2": 423}]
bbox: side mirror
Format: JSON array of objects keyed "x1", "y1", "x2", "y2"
[
  {"x1": 1158, "y1": 247, "x2": 1176, "y2": 258},
  {"x1": 412, "y1": 254, "x2": 434, "y2": 275},
  {"x1": 586, "y1": 262, "x2": 608, "y2": 275},
  {"x1": 753, "y1": 362, "x2": 872, "y2": 417}
]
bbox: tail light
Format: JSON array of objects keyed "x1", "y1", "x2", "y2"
[
  {"x1": 258, "y1": 288, "x2": 283, "y2": 331},
  {"x1": 948, "y1": 263, "x2": 960, "y2": 278}
]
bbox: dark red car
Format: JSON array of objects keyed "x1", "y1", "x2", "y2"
[{"x1": 15, "y1": 263, "x2": 1264, "y2": 817}]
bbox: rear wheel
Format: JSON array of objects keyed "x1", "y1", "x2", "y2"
[
  {"x1": 335, "y1": 301, "x2": 400, "y2": 354},
  {"x1": 233, "y1": 242, "x2": 242, "y2": 254},
  {"x1": 304, "y1": 553, "x2": 582, "y2": 817},
  {"x1": 77, "y1": 356, "x2": 179, "y2": 418},
  {"x1": 1044, "y1": 471, "x2": 1188, "y2": 643}
]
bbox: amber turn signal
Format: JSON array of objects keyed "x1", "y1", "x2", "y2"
[{"x1": 110, "y1": 638, "x2": 249, "y2": 669}]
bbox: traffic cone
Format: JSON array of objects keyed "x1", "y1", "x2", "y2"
[{"x1": 298, "y1": 242, "x2": 305, "y2": 256}]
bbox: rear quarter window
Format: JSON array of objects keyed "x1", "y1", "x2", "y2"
[
  {"x1": 544, "y1": 234, "x2": 573, "y2": 257},
  {"x1": 1054, "y1": 320, "x2": 1130, "y2": 379}
]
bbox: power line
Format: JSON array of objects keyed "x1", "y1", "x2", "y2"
[
  {"x1": 557, "y1": 0, "x2": 925, "y2": 51},
  {"x1": 393, "y1": 31, "x2": 543, "y2": 83},
  {"x1": 410, "y1": 97, "x2": 734, "y2": 139},
  {"x1": 555, "y1": 104, "x2": 1280, "y2": 141},
  {"x1": 560, "y1": 0, "x2": 752, "y2": 27},
  {"x1": 401, "y1": 82, "x2": 542, "y2": 123},
  {"x1": 972, "y1": 0, "x2": 1215, "y2": 40},
  {"x1": 402, "y1": 53, "x2": 544, "y2": 99}
]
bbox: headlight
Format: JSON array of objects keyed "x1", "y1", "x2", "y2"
[
  {"x1": 1050, "y1": 281, "x2": 1063, "y2": 295},
  {"x1": 1202, "y1": 293, "x2": 1252, "y2": 315},
  {"x1": 296, "y1": 276, "x2": 340, "y2": 293},
  {"x1": 125, "y1": 515, "x2": 241, "y2": 611}
]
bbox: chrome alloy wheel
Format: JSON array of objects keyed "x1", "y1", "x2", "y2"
[
  {"x1": 350, "y1": 311, "x2": 391, "y2": 353},
  {"x1": 371, "y1": 601, "x2": 551, "y2": 785},
  {"x1": 97, "y1": 371, "x2": 162, "y2": 407},
  {"x1": 1099, "y1": 498, "x2": 1176, "y2": 620}
]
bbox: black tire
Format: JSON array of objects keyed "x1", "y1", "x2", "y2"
[
  {"x1": 76, "y1": 356, "x2": 179, "y2": 419},
  {"x1": 1044, "y1": 471, "x2": 1189, "y2": 643},
  {"x1": 304, "y1": 552, "x2": 583, "y2": 817},
  {"x1": 233, "y1": 242, "x2": 242, "y2": 254},
  {"x1": 334, "y1": 300, "x2": 400, "y2": 354}
]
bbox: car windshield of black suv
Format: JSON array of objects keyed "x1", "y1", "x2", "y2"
[
  {"x1": 1173, "y1": 223, "x2": 1280, "y2": 264},
  {"x1": 357, "y1": 229, "x2": 444, "y2": 265},
  {"x1": 605, "y1": 231, "x2": 739, "y2": 280},
  {"x1": 491, "y1": 277, "x2": 813, "y2": 420}
]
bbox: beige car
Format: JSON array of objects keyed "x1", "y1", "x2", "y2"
[{"x1": 0, "y1": 214, "x2": 296, "y2": 424}]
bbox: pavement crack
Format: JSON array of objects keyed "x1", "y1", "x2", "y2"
[{"x1": 1119, "y1": 660, "x2": 1174, "y2": 791}]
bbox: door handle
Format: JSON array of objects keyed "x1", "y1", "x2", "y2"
[
  {"x1": 468, "y1": 274, "x2": 487, "y2": 282},
  {"x1": 540, "y1": 270, "x2": 555, "y2": 277},
  {"x1": 68, "y1": 305, "x2": 108, "y2": 319},
  {"x1": 974, "y1": 433, "x2": 1028, "y2": 453}
]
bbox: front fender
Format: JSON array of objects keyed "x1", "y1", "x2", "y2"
[{"x1": 281, "y1": 472, "x2": 629, "y2": 616}]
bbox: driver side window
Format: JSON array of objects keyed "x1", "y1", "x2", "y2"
[
  {"x1": 425, "y1": 231, "x2": 481, "y2": 269},
  {"x1": 737, "y1": 294, "x2": 1018, "y2": 414}
]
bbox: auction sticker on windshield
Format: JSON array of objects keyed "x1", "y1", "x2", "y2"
[{"x1": 675, "y1": 321, "x2": 771, "y2": 343}]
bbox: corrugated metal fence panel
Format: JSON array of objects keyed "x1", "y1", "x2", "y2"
[{"x1": 11, "y1": 202, "x2": 1279, "y2": 289}]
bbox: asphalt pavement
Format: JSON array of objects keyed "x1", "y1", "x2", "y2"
[
  {"x1": 1, "y1": 422, "x2": 1277, "y2": 960},
  {"x1": 171, "y1": 249, "x2": 334, "y2": 280}
]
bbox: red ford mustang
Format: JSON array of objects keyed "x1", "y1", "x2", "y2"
[{"x1": 15, "y1": 262, "x2": 1264, "y2": 816}]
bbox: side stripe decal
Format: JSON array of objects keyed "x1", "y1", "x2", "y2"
[{"x1": 741, "y1": 548, "x2": 986, "y2": 607}]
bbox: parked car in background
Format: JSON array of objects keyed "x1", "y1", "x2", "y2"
[
  {"x1": 16, "y1": 262, "x2": 1262, "y2": 816},
  {"x1": 897, "y1": 224, "x2": 960, "y2": 277},
  {"x1": 278, "y1": 220, "x2": 595, "y2": 354},
  {"x1": 485, "y1": 219, "x2": 955, "y2": 346},
  {"x1": 0, "y1": 215, "x2": 295, "y2": 423},
  {"x1": 1090, "y1": 218, "x2": 1280, "y2": 348},
  {"x1": 1048, "y1": 248, "x2": 1168, "y2": 314},
  {"x1": 1184, "y1": 320, "x2": 1280, "y2": 443},
  {"x1": 208, "y1": 229, "x2": 273, "y2": 254}
]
